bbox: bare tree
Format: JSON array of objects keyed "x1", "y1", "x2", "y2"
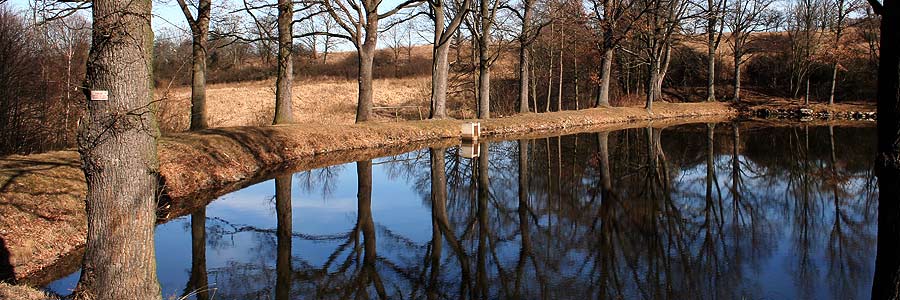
[
  {"x1": 588, "y1": 0, "x2": 647, "y2": 107},
  {"x1": 724, "y1": 0, "x2": 778, "y2": 102},
  {"x1": 175, "y1": 0, "x2": 212, "y2": 130},
  {"x1": 638, "y1": 0, "x2": 689, "y2": 113},
  {"x1": 468, "y1": 0, "x2": 504, "y2": 119},
  {"x1": 320, "y1": 16, "x2": 340, "y2": 64},
  {"x1": 427, "y1": 0, "x2": 471, "y2": 118},
  {"x1": 825, "y1": 0, "x2": 858, "y2": 105},
  {"x1": 786, "y1": 0, "x2": 826, "y2": 103},
  {"x1": 73, "y1": 0, "x2": 161, "y2": 299},
  {"x1": 702, "y1": 0, "x2": 727, "y2": 101},
  {"x1": 508, "y1": 0, "x2": 545, "y2": 113},
  {"x1": 384, "y1": 15, "x2": 413, "y2": 77},
  {"x1": 321, "y1": 0, "x2": 423, "y2": 122}
]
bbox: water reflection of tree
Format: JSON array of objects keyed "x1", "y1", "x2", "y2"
[{"x1": 180, "y1": 123, "x2": 878, "y2": 299}]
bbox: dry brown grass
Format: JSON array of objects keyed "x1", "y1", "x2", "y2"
[
  {"x1": 156, "y1": 76, "x2": 432, "y2": 132},
  {"x1": 0, "y1": 282, "x2": 55, "y2": 300}
]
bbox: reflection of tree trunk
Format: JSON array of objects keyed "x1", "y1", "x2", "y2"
[
  {"x1": 183, "y1": 209, "x2": 209, "y2": 300},
  {"x1": 427, "y1": 148, "x2": 446, "y2": 300},
  {"x1": 731, "y1": 123, "x2": 741, "y2": 203},
  {"x1": 707, "y1": 123, "x2": 715, "y2": 204},
  {"x1": 429, "y1": 149, "x2": 472, "y2": 297},
  {"x1": 275, "y1": 175, "x2": 292, "y2": 300},
  {"x1": 356, "y1": 160, "x2": 387, "y2": 299},
  {"x1": 515, "y1": 140, "x2": 529, "y2": 296},
  {"x1": 476, "y1": 143, "x2": 490, "y2": 297},
  {"x1": 598, "y1": 132, "x2": 612, "y2": 191}
]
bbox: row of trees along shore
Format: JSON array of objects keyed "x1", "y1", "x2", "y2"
[
  {"x1": 0, "y1": 0, "x2": 887, "y2": 155},
  {"x1": 0, "y1": 0, "x2": 896, "y2": 298}
]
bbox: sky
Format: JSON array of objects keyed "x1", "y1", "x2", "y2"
[{"x1": 5, "y1": 0, "x2": 427, "y2": 48}]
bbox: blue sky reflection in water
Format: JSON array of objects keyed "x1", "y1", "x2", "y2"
[{"x1": 47, "y1": 122, "x2": 879, "y2": 299}]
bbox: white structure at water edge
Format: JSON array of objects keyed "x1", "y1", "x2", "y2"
[{"x1": 461, "y1": 122, "x2": 481, "y2": 141}]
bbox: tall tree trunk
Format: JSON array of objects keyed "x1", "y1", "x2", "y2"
[
  {"x1": 357, "y1": 45, "x2": 376, "y2": 122},
  {"x1": 477, "y1": 44, "x2": 491, "y2": 118},
  {"x1": 557, "y1": 38, "x2": 563, "y2": 112},
  {"x1": 597, "y1": 49, "x2": 614, "y2": 108},
  {"x1": 646, "y1": 56, "x2": 659, "y2": 112},
  {"x1": 188, "y1": 31, "x2": 208, "y2": 130},
  {"x1": 274, "y1": 0, "x2": 294, "y2": 124},
  {"x1": 518, "y1": 45, "x2": 530, "y2": 113},
  {"x1": 575, "y1": 53, "x2": 579, "y2": 109},
  {"x1": 805, "y1": 77, "x2": 811, "y2": 105},
  {"x1": 74, "y1": 0, "x2": 161, "y2": 299},
  {"x1": 706, "y1": 0, "x2": 717, "y2": 102},
  {"x1": 530, "y1": 49, "x2": 537, "y2": 112},
  {"x1": 476, "y1": 0, "x2": 493, "y2": 119},
  {"x1": 431, "y1": 43, "x2": 451, "y2": 119},
  {"x1": 872, "y1": 0, "x2": 900, "y2": 297},
  {"x1": 181, "y1": 0, "x2": 211, "y2": 130},
  {"x1": 275, "y1": 175, "x2": 292, "y2": 300},
  {"x1": 517, "y1": 0, "x2": 534, "y2": 114},
  {"x1": 829, "y1": 65, "x2": 839, "y2": 105},
  {"x1": 546, "y1": 25, "x2": 554, "y2": 113},
  {"x1": 733, "y1": 46, "x2": 742, "y2": 102},
  {"x1": 829, "y1": 0, "x2": 846, "y2": 106},
  {"x1": 654, "y1": 45, "x2": 672, "y2": 102}
]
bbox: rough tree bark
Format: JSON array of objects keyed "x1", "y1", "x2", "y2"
[
  {"x1": 74, "y1": 0, "x2": 162, "y2": 299},
  {"x1": 705, "y1": 0, "x2": 722, "y2": 102},
  {"x1": 477, "y1": 20, "x2": 491, "y2": 119},
  {"x1": 734, "y1": 46, "x2": 742, "y2": 101},
  {"x1": 872, "y1": 0, "x2": 900, "y2": 298},
  {"x1": 516, "y1": 0, "x2": 541, "y2": 113},
  {"x1": 598, "y1": 48, "x2": 614, "y2": 107},
  {"x1": 357, "y1": 41, "x2": 376, "y2": 122},
  {"x1": 176, "y1": 0, "x2": 211, "y2": 130},
  {"x1": 274, "y1": 0, "x2": 294, "y2": 124},
  {"x1": 474, "y1": 0, "x2": 499, "y2": 119},
  {"x1": 431, "y1": 42, "x2": 452, "y2": 118},
  {"x1": 517, "y1": 43, "x2": 531, "y2": 113},
  {"x1": 428, "y1": 0, "x2": 470, "y2": 119},
  {"x1": 828, "y1": 0, "x2": 847, "y2": 105}
]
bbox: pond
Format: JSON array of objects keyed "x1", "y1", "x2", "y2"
[{"x1": 46, "y1": 121, "x2": 880, "y2": 299}]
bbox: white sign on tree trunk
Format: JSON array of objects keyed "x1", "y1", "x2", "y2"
[{"x1": 90, "y1": 90, "x2": 109, "y2": 101}]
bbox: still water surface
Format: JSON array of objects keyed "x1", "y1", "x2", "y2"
[{"x1": 48, "y1": 122, "x2": 879, "y2": 299}]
